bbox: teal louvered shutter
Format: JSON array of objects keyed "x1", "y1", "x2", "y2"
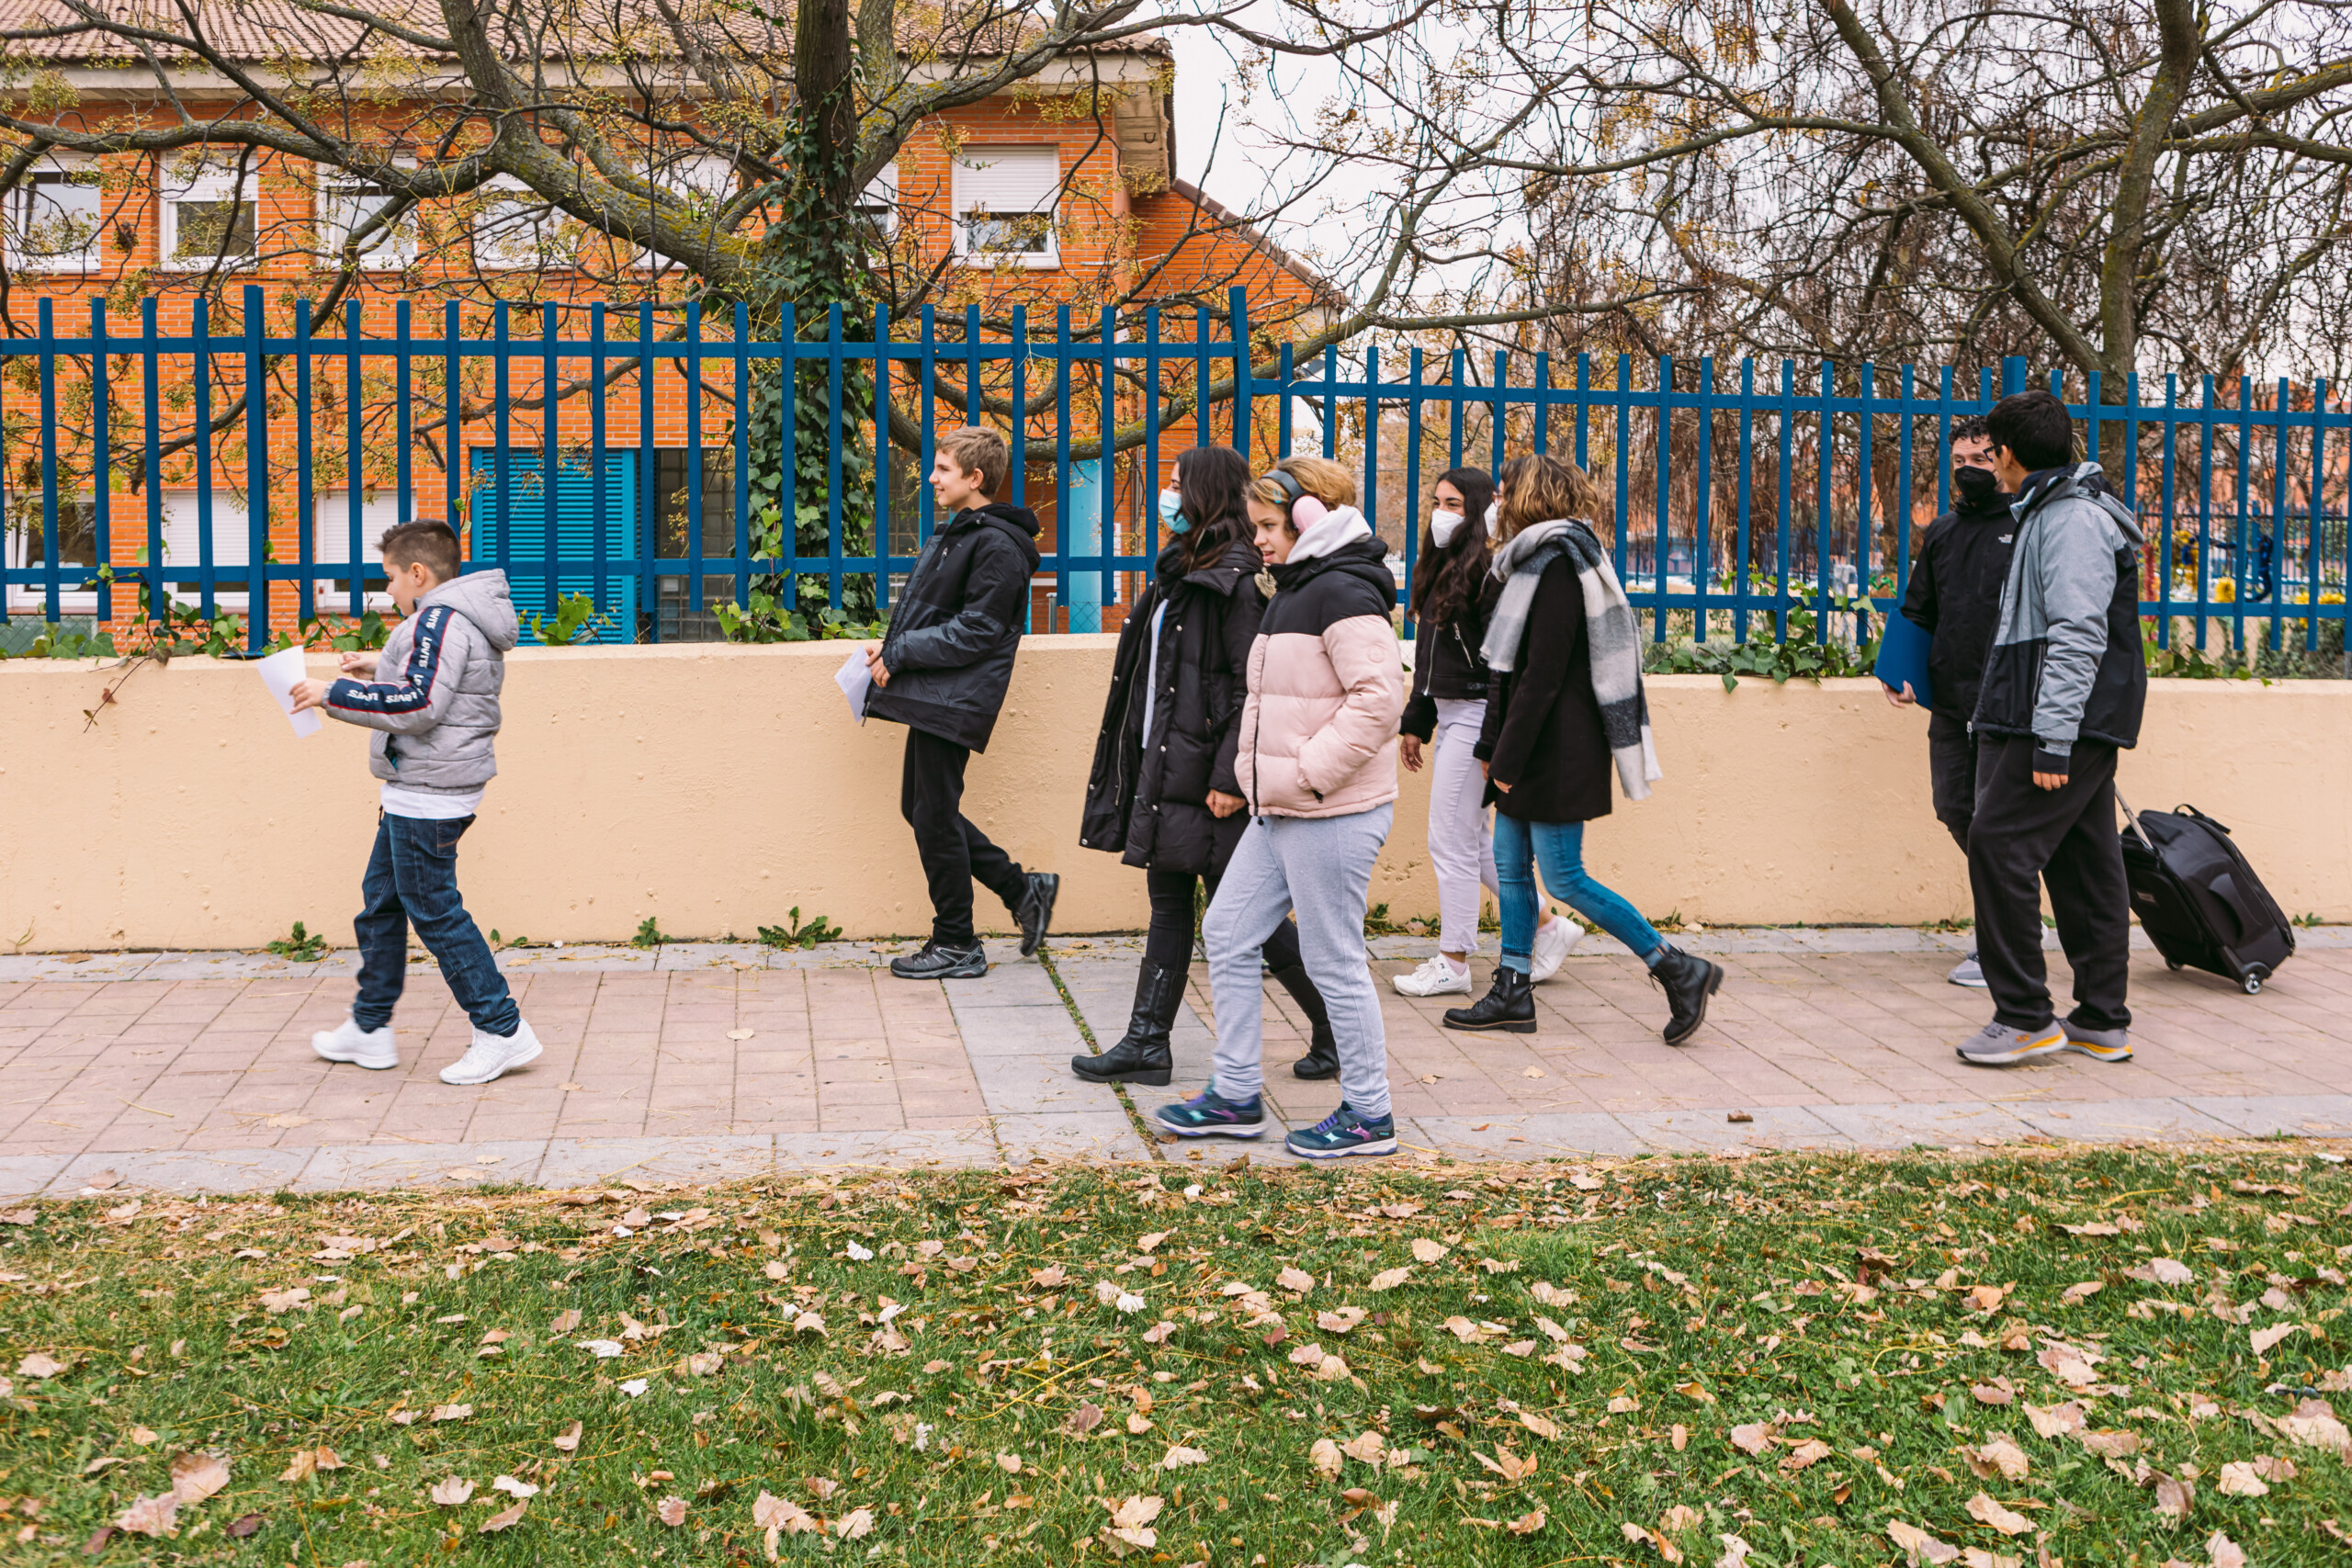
[{"x1": 468, "y1": 448, "x2": 639, "y2": 641}]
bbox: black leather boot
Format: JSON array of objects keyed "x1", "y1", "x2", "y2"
[
  {"x1": 1650, "y1": 945, "x2": 1724, "y2": 1045},
  {"x1": 1443, "y1": 965, "x2": 1536, "y2": 1032},
  {"x1": 1270, "y1": 964, "x2": 1340, "y2": 1079},
  {"x1": 1072, "y1": 962, "x2": 1178, "y2": 1085}
]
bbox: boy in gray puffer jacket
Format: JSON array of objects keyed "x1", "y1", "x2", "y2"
[{"x1": 291, "y1": 522, "x2": 541, "y2": 1086}]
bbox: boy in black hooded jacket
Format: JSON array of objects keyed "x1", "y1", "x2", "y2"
[{"x1": 865, "y1": 426, "x2": 1059, "y2": 977}]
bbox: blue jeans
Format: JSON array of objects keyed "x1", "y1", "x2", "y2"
[
  {"x1": 1494, "y1": 814, "x2": 1665, "y2": 971},
  {"x1": 352, "y1": 812, "x2": 519, "y2": 1036}
]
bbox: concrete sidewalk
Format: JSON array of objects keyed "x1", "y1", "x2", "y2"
[{"x1": 4, "y1": 927, "x2": 2349, "y2": 1195}]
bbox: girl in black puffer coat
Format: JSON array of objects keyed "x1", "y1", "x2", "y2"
[{"x1": 1074, "y1": 446, "x2": 1340, "y2": 1086}]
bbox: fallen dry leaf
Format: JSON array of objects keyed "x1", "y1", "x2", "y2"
[
  {"x1": 1410, "y1": 1238, "x2": 1450, "y2": 1264},
  {"x1": 1309, "y1": 1438, "x2": 1342, "y2": 1481},
  {"x1": 17, "y1": 1352, "x2": 62, "y2": 1379},
  {"x1": 2216, "y1": 1461, "x2": 2268, "y2": 1497},
  {"x1": 480, "y1": 1499, "x2": 527, "y2": 1533},
  {"x1": 1340, "y1": 1430, "x2": 1386, "y2": 1466},
  {"x1": 1888, "y1": 1519, "x2": 1962, "y2": 1566},
  {"x1": 1062, "y1": 1403, "x2": 1103, "y2": 1438},
  {"x1": 1967, "y1": 1493, "x2": 2033, "y2": 1537},
  {"x1": 430, "y1": 1476, "x2": 476, "y2": 1506},
  {"x1": 1369, "y1": 1267, "x2": 1411, "y2": 1291},
  {"x1": 996, "y1": 1452, "x2": 1023, "y2": 1474},
  {"x1": 1161, "y1": 1445, "x2": 1208, "y2": 1470},
  {"x1": 115, "y1": 1494, "x2": 177, "y2": 1538},
  {"x1": 1780, "y1": 1438, "x2": 1832, "y2": 1473},
  {"x1": 835, "y1": 1507, "x2": 875, "y2": 1540},
  {"x1": 2251, "y1": 1323, "x2": 2301, "y2": 1356},
  {"x1": 2154, "y1": 1475, "x2": 2194, "y2": 1522},
  {"x1": 552, "y1": 1420, "x2": 583, "y2": 1452},
  {"x1": 1964, "y1": 1437, "x2": 2030, "y2": 1482},
  {"x1": 1277, "y1": 1266, "x2": 1315, "y2": 1294},
  {"x1": 2206, "y1": 1530, "x2": 2246, "y2": 1568},
  {"x1": 492, "y1": 1475, "x2": 538, "y2": 1499},
  {"x1": 1730, "y1": 1421, "x2": 1777, "y2": 1456},
  {"x1": 1105, "y1": 1495, "x2": 1162, "y2": 1550},
  {"x1": 170, "y1": 1451, "x2": 230, "y2": 1503},
  {"x1": 1507, "y1": 1506, "x2": 1546, "y2": 1536}
]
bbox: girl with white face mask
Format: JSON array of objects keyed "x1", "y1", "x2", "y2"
[{"x1": 1394, "y1": 468, "x2": 1577, "y2": 998}]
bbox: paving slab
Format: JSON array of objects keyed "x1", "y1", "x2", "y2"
[
  {"x1": 1412, "y1": 1113, "x2": 1646, "y2": 1160},
  {"x1": 2182, "y1": 1094, "x2": 2352, "y2": 1137},
  {"x1": 2010, "y1": 1096, "x2": 2242, "y2": 1144},
  {"x1": 0, "y1": 1154, "x2": 74, "y2": 1196},
  {"x1": 537, "y1": 1134, "x2": 777, "y2": 1187},
  {"x1": 996, "y1": 1111, "x2": 1154, "y2": 1165},
  {"x1": 1617, "y1": 1104, "x2": 1852, "y2": 1153},
  {"x1": 295, "y1": 1138, "x2": 549, "y2": 1192},
  {"x1": 1811, "y1": 1100, "x2": 2039, "y2": 1150},
  {"x1": 49, "y1": 1147, "x2": 312, "y2": 1195}
]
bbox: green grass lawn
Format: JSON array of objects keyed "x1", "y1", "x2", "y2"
[{"x1": 2, "y1": 1145, "x2": 2348, "y2": 1566}]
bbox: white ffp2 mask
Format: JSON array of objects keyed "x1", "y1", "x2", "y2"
[{"x1": 1430, "y1": 509, "x2": 1464, "y2": 548}]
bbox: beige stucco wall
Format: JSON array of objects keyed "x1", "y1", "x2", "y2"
[{"x1": 1, "y1": 641, "x2": 2344, "y2": 952}]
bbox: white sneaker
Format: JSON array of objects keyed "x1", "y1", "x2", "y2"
[
  {"x1": 312, "y1": 1016, "x2": 398, "y2": 1071},
  {"x1": 1392, "y1": 955, "x2": 1473, "y2": 997},
  {"x1": 438, "y1": 1020, "x2": 544, "y2": 1086},
  {"x1": 1530, "y1": 917, "x2": 1582, "y2": 982}
]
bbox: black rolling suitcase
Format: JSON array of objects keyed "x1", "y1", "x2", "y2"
[{"x1": 2119, "y1": 795, "x2": 2295, "y2": 995}]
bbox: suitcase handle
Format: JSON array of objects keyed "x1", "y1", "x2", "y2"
[
  {"x1": 2116, "y1": 790, "x2": 2159, "y2": 854},
  {"x1": 2176, "y1": 804, "x2": 2233, "y2": 835}
]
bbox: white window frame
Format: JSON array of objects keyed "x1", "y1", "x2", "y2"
[
  {"x1": 5, "y1": 155, "x2": 102, "y2": 273},
  {"x1": 4, "y1": 499, "x2": 101, "y2": 616},
  {"x1": 951, "y1": 146, "x2": 1060, "y2": 269},
  {"x1": 157, "y1": 161, "x2": 258, "y2": 271},
  {"x1": 156, "y1": 491, "x2": 254, "y2": 612},
  {"x1": 472, "y1": 174, "x2": 568, "y2": 272},
  {"x1": 634, "y1": 152, "x2": 737, "y2": 270},
  {"x1": 310, "y1": 487, "x2": 401, "y2": 610},
  {"x1": 857, "y1": 163, "x2": 899, "y2": 238},
  {"x1": 315, "y1": 164, "x2": 417, "y2": 271}
]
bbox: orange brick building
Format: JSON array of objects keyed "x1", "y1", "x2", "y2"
[{"x1": 0, "y1": 4, "x2": 1338, "y2": 639}]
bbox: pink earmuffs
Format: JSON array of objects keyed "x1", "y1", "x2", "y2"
[{"x1": 1290, "y1": 494, "x2": 1329, "y2": 532}]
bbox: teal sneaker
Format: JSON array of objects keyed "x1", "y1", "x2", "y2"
[
  {"x1": 1284, "y1": 1102, "x2": 1397, "y2": 1160},
  {"x1": 1154, "y1": 1087, "x2": 1265, "y2": 1139}
]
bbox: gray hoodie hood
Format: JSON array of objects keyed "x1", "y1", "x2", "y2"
[{"x1": 424, "y1": 569, "x2": 521, "y2": 653}]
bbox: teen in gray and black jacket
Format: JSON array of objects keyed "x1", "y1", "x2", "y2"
[{"x1": 1954, "y1": 390, "x2": 2147, "y2": 1070}]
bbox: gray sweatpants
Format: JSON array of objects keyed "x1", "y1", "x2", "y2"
[{"x1": 1202, "y1": 805, "x2": 1395, "y2": 1120}]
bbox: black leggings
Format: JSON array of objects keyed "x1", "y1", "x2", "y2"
[{"x1": 1144, "y1": 866, "x2": 1304, "y2": 974}]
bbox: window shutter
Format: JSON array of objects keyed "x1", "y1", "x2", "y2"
[
  {"x1": 952, "y1": 147, "x2": 1058, "y2": 218},
  {"x1": 468, "y1": 449, "x2": 641, "y2": 639}
]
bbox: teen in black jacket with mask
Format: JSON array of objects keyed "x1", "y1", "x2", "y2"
[
  {"x1": 866, "y1": 426, "x2": 1059, "y2": 979},
  {"x1": 1074, "y1": 446, "x2": 1340, "y2": 1086},
  {"x1": 1888, "y1": 416, "x2": 2013, "y2": 990}
]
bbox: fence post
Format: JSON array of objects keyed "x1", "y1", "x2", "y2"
[
  {"x1": 2002, "y1": 356, "x2": 2027, "y2": 399},
  {"x1": 243, "y1": 285, "x2": 268, "y2": 651},
  {"x1": 89, "y1": 299, "x2": 109, "y2": 628},
  {"x1": 1228, "y1": 288, "x2": 1252, "y2": 463}
]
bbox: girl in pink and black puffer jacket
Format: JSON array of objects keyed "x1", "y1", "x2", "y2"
[{"x1": 1152, "y1": 456, "x2": 1409, "y2": 1161}]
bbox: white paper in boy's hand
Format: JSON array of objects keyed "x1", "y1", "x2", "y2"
[
  {"x1": 255, "y1": 646, "x2": 322, "y2": 738},
  {"x1": 834, "y1": 647, "x2": 872, "y2": 724}
]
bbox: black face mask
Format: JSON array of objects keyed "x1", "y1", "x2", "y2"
[{"x1": 1953, "y1": 466, "x2": 2001, "y2": 506}]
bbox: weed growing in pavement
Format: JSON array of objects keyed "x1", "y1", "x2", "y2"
[
  {"x1": 1, "y1": 1148, "x2": 2346, "y2": 1564},
  {"x1": 630, "y1": 917, "x2": 666, "y2": 949},
  {"x1": 759, "y1": 908, "x2": 844, "y2": 950},
  {"x1": 264, "y1": 921, "x2": 328, "y2": 962}
]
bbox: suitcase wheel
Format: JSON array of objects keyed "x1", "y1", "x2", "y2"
[
  {"x1": 2165, "y1": 959, "x2": 2184, "y2": 972},
  {"x1": 2242, "y1": 966, "x2": 2267, "y2": 996}
]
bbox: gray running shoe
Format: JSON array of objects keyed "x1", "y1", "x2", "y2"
[
  {"x1": 1953, "y1": 1021, "x2": 2065, "y2": 1067},
  {"x1": 2060, "y1": 1020, "x2": 2132, "y2": 1063},
  {"x1": 1947, "y1": 953, "x2": 1988, "y2": 988}
]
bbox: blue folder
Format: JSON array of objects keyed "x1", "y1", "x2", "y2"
[{"x1": 1873, "y1": 611, "x2": 1934, "y2": 708}]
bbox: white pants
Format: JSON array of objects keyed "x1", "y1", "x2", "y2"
[{"x1": 1429, "y1": 697, "x2": 1502, "y2": 954}]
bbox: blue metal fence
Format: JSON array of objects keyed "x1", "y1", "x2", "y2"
[{"x1": 2, "y1": 283, "x2": 2345, "y2": 654}]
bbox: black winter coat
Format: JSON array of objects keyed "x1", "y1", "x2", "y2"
[
  {"x1": 1398, "y1": 582, "x2": 1493, "y2": 740},
  {"x1": 867, "y1": 502, "x2": 1042, "y2": 751},
  {"x1": 1474, "y1": 554, "x2": 1614, "y2": 824},
  {"x1": 1080, "y1": 540, "x2": 1266, "y2": 877},
  {"x1": 1897, "y1": 483, "x2": 2015, "y2": 721}
]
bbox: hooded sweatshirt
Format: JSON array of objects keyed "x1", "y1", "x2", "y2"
[
  {"x1": 1898, "y1": 473, "x2": 2016, "y2": 722},
  {"x1": 1969, "y1": 461, "x2": 2147, "y2": 769},
  {"x1": 1235, "y1": 506, "x2": 1405, "y2": 818},
  {"x1": 867, "y1": 500, "x2": 1044, "y2": 752},
  {"x1": 324, "y1": 568, "x2": 521, "y2": 796}
]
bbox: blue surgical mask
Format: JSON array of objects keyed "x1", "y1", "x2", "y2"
[{"x1": 1158, "y1": 487, "x2": 1190, "y2": 535}]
